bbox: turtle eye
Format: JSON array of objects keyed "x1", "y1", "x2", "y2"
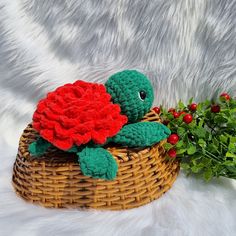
[{"x1": 139, "y1": 90, "x2": 146, "y2": 100}]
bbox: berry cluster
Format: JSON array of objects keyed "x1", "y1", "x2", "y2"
[
  {"x1": 210, "y1": 93, "x2": 230, "y2": 113},
  {"x1": 167, "y1": 108, "x2": 194, "y2": 158},
  {"x1": 153, "y1": 92, "x2": 236, "y2": 181},
  {"x1": 153, "y1": 105, "x2": 195, "y2": 158}
]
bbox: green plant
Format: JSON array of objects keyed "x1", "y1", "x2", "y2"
[{"x1": 158, "y1": 93, "x2": 236, "y2": 181}]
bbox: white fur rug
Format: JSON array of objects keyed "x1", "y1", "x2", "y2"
[{"x1": 0, "y1": 0, "x2": 236, "y2": 235}]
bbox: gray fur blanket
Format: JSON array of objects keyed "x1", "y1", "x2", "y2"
[{"x1": 0, "y1": 0, "x2": 236, "y2": 235}]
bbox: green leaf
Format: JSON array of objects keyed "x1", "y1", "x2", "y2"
[
  {"x1": 230, "y1": 136, "x2": 236, "y2": 143},
  {"x1": 213, "y1": 137, "x2": 219, "y2": 147},
  {"x1": 188, "y1": 122, "x2": 196, "y2": 129},
  {"x1": 198, "y1": 119, "x2": 204, "y2": 127},
  {"x1": 201, "y1": 158, "x2": 211, "y2": 166},
  {"x1": 204, "y1": 100, "x2": 211, "y2": 106},
  {"x1": 203, "y1": 169, "x2": 213, "y2": 181},
  {"x1": 227, "y1": 122, "x2": 236, "y2": 129},
  {"x1": 176, "y1": 140, "x2": 184, "y2": 148},
  {"x1": 188, "y1": 97, "x2": 193, "y2": 105},
  {"x1": 177, "y1": 127, "x2": 185, "y2": 136},
  {"x1": 28, "y1": 138, "x2": 51, "y2": 156},
  {"x1": 197, "y1": 103, "x2": 203, "y2": 111},
  {"x1": 164, "y1": 143, "x2": 173, "y2": 150},
  {"x1": 178, "y1": 100, "x2": 185, "y2": 109},
  {"x1": 208, "y1": 143, "x2": 218, "y2": 153},
  {"x1": 177, "y1": 148, "x2": 187, "y2": 154},
  {"x1": 205, "y1": 110, "x2": 212, "y2": 119},
  {"x1": 193, "y1": 127, "x2": 206, "y2": 138},
  {"x1": 228, "y1": 142, "x2": 236, "y2": 152},
  {"x1": 214, "y1": 115, "x2": 228, "y2": 124},
  {"x1": 180, "y1": 163, "x2": 190, "y2": 169},
  {"x1": 226, "y1": 152, "x2": 236, "y2": 158},
  {"x1": 206, "y1": 132, "x2": 212, "y2": 141},
  {"x1": 219, "y1": 135, "x2": 228, "y2": 144},
  {"x1": 191, "y1": 165, "x2": 202, "y2": 173},
  {"x1": 225, "y1": 166, "x2": 236, "y2": 174},
  {"x1": 187, "y1": 145, "x2": 197, "y2": 155},
  {"x1": 198, "y1": 139, "x2": 206, "y2": 148},
  {"x1": 223, "y1": 161, "x2": 236, "y2": 167}
]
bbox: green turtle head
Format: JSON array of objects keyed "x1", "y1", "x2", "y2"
[{"x1": 105, "y1": 70, "x2": 154, "y2": 123}]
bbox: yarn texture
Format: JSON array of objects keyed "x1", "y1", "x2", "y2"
[
  {"x1": 112, "y1": 122, "x2": 171, "y2": 147},
  {"x1": 28, "y1": 137, "x2": 51, "y2": 156},
  {"x1": 78, "y1": 147, "x2": 118, "y2": 180},
  {"x1": 105, "y1": 70, "x2": 154, "y2": 123},
  {"x1": 32, "y1": 80, "x2": 128, "y2": 150},
  {"x1": 29, "y1": 70, "x2": 171, "y2": 180}
]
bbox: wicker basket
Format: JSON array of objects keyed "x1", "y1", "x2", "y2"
[{"x1": 12, "y1": 110, "x2": 179, "y2": 210}]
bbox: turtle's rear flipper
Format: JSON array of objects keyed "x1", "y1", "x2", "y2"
[
  {"x1": 111, "y1": 121, "x2": 171, "y2": 147},
  {"x1": 77, "y1": 147, "x2": 118, "y2": 180}
]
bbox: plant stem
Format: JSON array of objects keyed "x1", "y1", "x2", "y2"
[{"x1": 204, "y1": 150, "x2": 221, "y2": 162}]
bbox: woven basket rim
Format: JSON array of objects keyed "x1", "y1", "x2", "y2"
[{"x1": 19, "y1": 110, "x2": 164, "y2": 164}]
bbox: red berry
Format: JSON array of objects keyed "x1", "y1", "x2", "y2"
[
  {"x1": 220, "y1": 93, "x2": 230, "y2": 101},
  {"x1": 189, "y1": 103, "x2": 197, "y2": 111},
  {"x1": 167, "y1": 134, "x2": 179, "y2": 145},
  {"x1": 168, "y1": 108, "x2": 176, "y2": 113},
  {"x1": 167, "y1": 148, "x2": 177, "y2": 158},
  {"x1": 153, "y1": 106, "x2": 161, "y2": 114},
  {"x1": 183, "y1": 114, "x2": 193, "y2": 124},
  {"x1": 211, "y1": 104, "x2": 220, "y2": 113},
  {"x1": 173, "y1": 112, "x2": 180, "y2": 118}
]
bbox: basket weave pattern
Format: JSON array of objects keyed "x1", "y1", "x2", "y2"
[{"x1": 12, "y1": 111, "x2": 179, "y2": 210}]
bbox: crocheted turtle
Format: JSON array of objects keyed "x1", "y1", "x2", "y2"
[{"x1": 29, "y1": 70, "x2": 171, "y2": 180}]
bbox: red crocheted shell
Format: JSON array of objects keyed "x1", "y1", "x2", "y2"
[{"x1": 32, "y1": 81, "x2": 128, "y2": 150}]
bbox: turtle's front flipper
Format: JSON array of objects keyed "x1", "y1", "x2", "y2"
[
  {"x1": 111, "y1": 122, "x2": 171, "y2": 147},
  {"x1": 28, "y1": 137, "x2": 52, "y2": 156},
  {"x1": 77, "y1": 147, "x2": 118, "y2": 180}
]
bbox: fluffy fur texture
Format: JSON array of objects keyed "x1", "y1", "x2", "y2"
[{"x1": 0, "y1": 0, "x2": 236, "y2": 235}]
